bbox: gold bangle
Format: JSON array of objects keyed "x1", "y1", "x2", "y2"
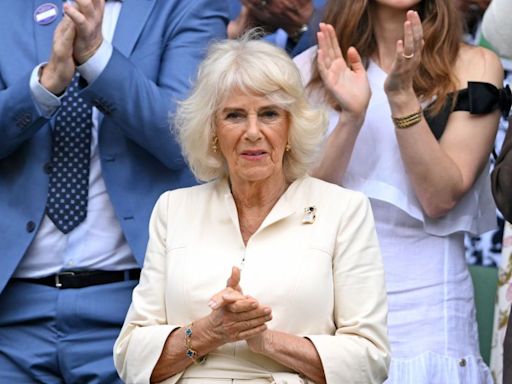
[
  {"x1": 184, "y1": 323, "x2": 207, "y2": 365},
  {"x1": 391, "y1": 108, "x2": 423, "y2": 129}
]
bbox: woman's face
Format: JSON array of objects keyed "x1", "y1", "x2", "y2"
[{"x1": 215, "y1": 88, "x2": 290, "y2": 186}]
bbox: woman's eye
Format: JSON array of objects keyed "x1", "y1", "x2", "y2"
[
  {"x1": 225, "y1": 112, "x2": 244, "y2": 121},
  {"x1": 260, "y1": 110, "x2": 280, "y2": 120}
]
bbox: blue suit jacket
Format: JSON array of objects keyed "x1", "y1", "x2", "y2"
[{"x1": 0, "y1": 0, "x2": 228, "y2": 293}]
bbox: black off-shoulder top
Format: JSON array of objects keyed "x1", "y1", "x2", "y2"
[{"x1": 424, "y1": 82, "x2": 512, "y2": 140}]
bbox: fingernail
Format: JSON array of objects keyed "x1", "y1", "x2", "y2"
[{"x1": 208, "y1": 300, "x2": 218, "y2": 309}]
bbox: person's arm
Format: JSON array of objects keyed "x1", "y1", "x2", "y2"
[
  {"x1": 114, "y1": 195, "x2": 271, "y2": 384},
  {"x1": 308, "y1": 23, "x2": 371, "y2": 184},
  {"x1": 150, "y1": 267, "x2": 272, "y2": 383},
  {"x1": 385, "y1": 11, "x2": 502, "y2": 219},
  {"x1": 492, "y1": 117, "x2": 512, "y2": 222},
  {"x1": 246, "y1": 192, "x2": 390, "y2": 383},
  {"x1": 0, "y1": 16, "x2": 76, "y2": 159},
  {"x1": 246, "y1": 330, "x2": 326, "y2": 383},
  {"x1": 67, "y1": 0, "x2": 229, "y2": 169}
]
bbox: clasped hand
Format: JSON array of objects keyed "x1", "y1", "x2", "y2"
[
  {"x1": 41, "y1": 0, "x2": 105, "y2": 95},
  {"x1": 206, "y1": 267, "x2": 272, "y2": 349}
]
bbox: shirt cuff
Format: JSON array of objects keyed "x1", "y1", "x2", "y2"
[
  {"x1": 30, "y1": 63, "x2": 63, "y2": 118},
  {"x1": 78, "y1": 39, "x2": 113, "y2": 85}
]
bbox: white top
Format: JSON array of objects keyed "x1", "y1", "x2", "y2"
[
  {"x1": 114, "y1": 176, "x2": 390, "y2": 384},
  {"x1": 15, "y1": 2, "x2": 138, "y2": 278},
  {"x1": 294, "y1": 47, "x2": 494, "y2": 383},
  {"x1": 294, "y1": 47, "x2": 496, "y2": 237}
]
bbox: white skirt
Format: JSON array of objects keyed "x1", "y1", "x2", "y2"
[{"x1": 371, "y1": 199, "x2": 493, "y2": 384}]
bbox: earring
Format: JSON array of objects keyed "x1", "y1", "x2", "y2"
[
  {"x1": 212, "y1": 135, "x2": 218, "y2": 153},
  {"x1": 285, "y1": 143, "x2": 291, "y2": 152}
]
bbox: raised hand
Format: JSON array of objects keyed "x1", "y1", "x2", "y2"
[
  {"x1": 63, "y1": 0, "x2": 105, "y2": 65},
  {"x1": 206, "y1": 267, "x2": 272, "y2": 344},
  {"x1": 384, "y1": 10, "x2": 424, "y2": 96},
  {"x1": 40, "y1": 16, "x2": 77, "y2": 95},
  {"x1": 316, "y1": 23, "x2": 371, "y2": 122}
]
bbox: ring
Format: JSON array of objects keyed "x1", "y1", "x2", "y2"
[{"x1": 402, "y1": 52, "x2": 414, "y2": 60}]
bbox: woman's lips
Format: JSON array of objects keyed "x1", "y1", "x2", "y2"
[{"x1": 240, "y1": 150, "x2": 267, "y2": 160}]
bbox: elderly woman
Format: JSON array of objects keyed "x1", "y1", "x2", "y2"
[{"x1": 113, "y1": 38, "x2": 390, "y2": 383}]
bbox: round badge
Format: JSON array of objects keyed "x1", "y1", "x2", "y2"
[{"x1": 34, "y1": 3, "x2": 59, "y2": 25}]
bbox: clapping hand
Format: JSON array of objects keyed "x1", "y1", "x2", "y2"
[
  {"x1": 316, "y1": 23, "x2": 371, "y2": 123},
  {"x1": 63, "y1": 0, "x2": 105, "y2": 65},
  {"x1": 40, "y1": 16, "x2": 77, "y2": 95},
  {"x1": 383, "y1": 10, "x2": 423, "y2": 97},
  {"x1": 206, "y1": 267, "x2": 272, "y2": 344}
]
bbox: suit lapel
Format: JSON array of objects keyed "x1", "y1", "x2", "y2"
[
  {"x1": 113, "y1": 0, "x2": 156, "y2": 57},
  {"x1": 33, "y1": 0, "x2": 63, "y2": 63}
]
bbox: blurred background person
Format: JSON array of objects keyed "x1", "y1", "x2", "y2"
[
  {"x1": 228, "y1": 0, "x2": 325, "y2": 55},
  {"x1": 483, "y1": 1, "x2": 512, "y2": 382},
  {"x1": 295, "y1": 0, "x2": 509, "y2": 382},
  {"x1": 114, "y1": 37, "x2": 390, "y2": 384}
]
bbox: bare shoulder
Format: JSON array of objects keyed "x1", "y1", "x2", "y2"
[{"x1": 455, "y1": 44, "x2": 504, "y2": 88}]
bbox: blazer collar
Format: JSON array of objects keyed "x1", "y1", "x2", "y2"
[
  {"x1": 112, "y1": 0, "x2": 156, "y2": 57},
  {"x1": 220, "y1": 177, "x2": 302, "y2": 241}
]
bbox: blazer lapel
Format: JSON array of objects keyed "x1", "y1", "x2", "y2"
[
  {"x1": 113, "y1": 0, "x2": 156, "y2": 57},
  {"x1": 33, "y1": 0, "x2": 63, "y2": 63}
]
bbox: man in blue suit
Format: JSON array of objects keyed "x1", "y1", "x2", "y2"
[{"x1": 0, "y1": 0, "x2": 228, "y2": 382}]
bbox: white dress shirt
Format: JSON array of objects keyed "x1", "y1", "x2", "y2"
[{"x1": 14, "y1": 1, "x2": 139, "y2": 278}]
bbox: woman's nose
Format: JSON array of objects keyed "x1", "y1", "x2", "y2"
[{"x1": 245, "y1": 114, "x2": 262, "y2": 141}]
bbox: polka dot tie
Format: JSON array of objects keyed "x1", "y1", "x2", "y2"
[{"x1": 46, "y1": 73, "x2": 92, "y2": 234}]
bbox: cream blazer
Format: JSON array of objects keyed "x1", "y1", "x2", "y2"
[{"x1": 114, "y1": 176, "x2": 390, "y2": 384}]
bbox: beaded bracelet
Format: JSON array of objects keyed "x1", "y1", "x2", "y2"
[
  {"x1": 391, "y1": 108, "x2": 423, "y2": 129},
  {"x1": 184, "y1": 323, "x2": 207, "y2": 365}
]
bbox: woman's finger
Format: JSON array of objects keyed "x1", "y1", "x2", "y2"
[
  {"x1": 317, "y1": 29, "x2": 332, "y2": 69},
  {"x1": 208, "y1": 287, "x2": 246, "y2": 309},
  {"x1": 319, "y1": 23, "x2": 336, "y2": 65},
  {"x1": 237, "y1": 324, "x2": 268, "y2": 340},
  {"x1": 347, "y1": 46, "x2": 364, "y2": 74},
  {"x1": 410, "y1": 11, "x2": 423, "y2": 53},
  {"x1": 232, "y1": 312, "x2": 273, "y2": 334},
  {"x1": 326, "y1": 23, "x2": 343, "y2": 59},
  {"x1": 402, "y1": 20, "x2": 414, "y2": 59},
  {"x1": 226, "y1": 266, "x2": 242, "y2": 292}
]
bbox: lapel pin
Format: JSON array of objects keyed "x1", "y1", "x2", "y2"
[
  {"x1": 302, "y1": 206, "x2": 316, "y2": 224},
  {"x1": 34, "y1": 3, "x2": 59, "y2": 26}
]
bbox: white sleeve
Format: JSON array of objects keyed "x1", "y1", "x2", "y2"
[{"x1": 113, "y1": 192, "x2": 184, "y2": 384}]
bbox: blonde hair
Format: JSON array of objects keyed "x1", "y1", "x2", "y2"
[{"x1": 174, "y1": 36, "x2": 327, "y2": 182}]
